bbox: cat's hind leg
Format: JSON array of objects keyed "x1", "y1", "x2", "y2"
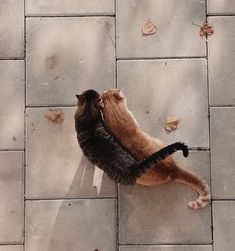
[{"x1": 173, "y1": 166, "x2": 210, "y2": 210}]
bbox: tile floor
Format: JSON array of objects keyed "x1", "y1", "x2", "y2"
[{"x1": 0, "y1": 1, "x2": 235, "y2": 250}]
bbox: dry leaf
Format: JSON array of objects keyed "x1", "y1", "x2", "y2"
[
  {"x1": 200, "y1": 21, "x2": 214, "y2": 37},
  {"x1": 165, "y1": 117, "x2": 180, "y2": 132},
  {"x1": 142, "y1": 19, "x2": 157, "y2": 35},
  {"x1": 44, "y1": 110, "x2": 64, "y2": 124}
]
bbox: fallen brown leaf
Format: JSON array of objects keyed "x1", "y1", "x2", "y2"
[
  {"x1": 44, "y1": 110, "x2": 64, "y2": 124},
  {"x1": 200, "y1": 21, "x2": 214, "y2": 37},
  {"x1": 165, "y1": 117, "x2": 180, "y2": 132},
  {"x1": 142, "y1": 19, "x2": 157, "y2": 35}
]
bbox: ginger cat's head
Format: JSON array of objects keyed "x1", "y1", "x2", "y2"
[
  {"x1": 102, "y1": 89, "x2": 140, "y2": 134},
  {"x1": 102, "y1": 88, "x2": 127, "y2": 108}
]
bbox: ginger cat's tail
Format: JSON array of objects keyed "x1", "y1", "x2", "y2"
[
  {"x1": 174, "y1": 166, "x2": 210, "y2": 209},
  {"x1": 121, "y1": 142, "x2": 188, "y2": 184}
]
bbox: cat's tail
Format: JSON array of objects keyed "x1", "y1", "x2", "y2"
[
  {"x1": 174, "y1": 166, "x2": 210, "y2": 209},
  {"x1": 122, "y1": 142, "x2": 188, "y2": 184}
]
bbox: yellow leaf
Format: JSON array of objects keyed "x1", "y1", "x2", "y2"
[
  {"x1": 44, "y1": 110, "x2": 64, "y2": 124},
  {"x1": 165, "y1": 117, "x2": 180, "y2": 132},
  {"x1": 142, "y1": 19, "x2": 157, "y2": 35}
]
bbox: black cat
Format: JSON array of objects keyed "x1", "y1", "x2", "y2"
[{"x1": 74, "y1": 90, "x2": 188, "y2": 184}]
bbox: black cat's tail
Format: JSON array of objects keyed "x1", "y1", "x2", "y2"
[{"x1": 121, "y1": 142, "x2": 188, "y2": 184}]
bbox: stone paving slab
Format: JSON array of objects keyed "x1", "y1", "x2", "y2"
[
  {"x1": 213, "y1": 201, "x2": 235, "y2": 251},
  {"x1": 0, "y1": 61, "x2": 24, "y2": 150},
  {"x1": 26, "y1": 17, "x2": 115, "y2": 106},
  {"x1": 26, "y1": 107, "x2": 116, "y2": 199},
  {"x1": 0, "y1": 0, "x2": 24, "y2": 59},
  {"x1": 117, "y1": 59, "x2": 209, "y2": 148},
  {"x1": 120, "y1": 245, "x2": 212, "y2": 251},
  {"x1": 0, "y1": 152, "x2": 24, "y2": 244},
  {"x1": 208, "y1": 0, "x2": 235, "y2": 15},
  {"x1": 25, "y1": 199, "x2": 116, "y2": 251},
  {"x1": 25, "y1": 0, "x2": 115, "y2": 16},
  {"x1": 119, "y1": 151, "x2": 211, "y2": 244},
  {"x1": 210, "y1": 107, "x2": 235, "y2": 199},
  {"x1": 116, "y1": 0, "x2": 206, "y2": 58},
  {"x1": 0, "y1": 246, "x2": 23, "y2": 251},
  {"x1": 208, "y1": 17, "x2": 235, "y2": 105}
]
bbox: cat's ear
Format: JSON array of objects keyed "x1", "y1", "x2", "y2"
[
  {"x1": 114, "y1": 89, "x2": 125, "y2": 100},
  {"x1": 76, "y1": 94, "x2": 85, "y2": 104}
]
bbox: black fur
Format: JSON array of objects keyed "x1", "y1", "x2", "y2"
[{"x1": 74, "y1": 90, "x2": 188, "y2": 184}]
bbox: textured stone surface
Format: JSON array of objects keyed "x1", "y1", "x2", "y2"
[
  {"x1": 0, "y1": 0, "x2": 24, "y2": 58},
  {"x1": 26, "y1": 107, "x2": 116, "y2": 199},
  {"x1": 120, "y1": 245, "x2": 212, "y2": 251},
  {"x1": 119, "y1": 151, "x2": 211, "y2": 244},
  {"x1": 0, "y1": 247, "x2": 23, "y2": 251},
  {"x1": 116, "y1": 0, "x2": 206, "y2": 58},
  {"x1": 117, "y1": 59, "x2": 209, "y2": 148},
  {"x1": 213, "y1": 201, "x2": 235, "y2": 251},
  {"x1": 25, "y1": 0, "x2": 115, "y2": 16},
  {"x1": 210, "y1": 108, "x2": 235, "y2": 199},
  {"x1": 208, "y1": 17, "x2": 235, "y2": 105},
  {"x1": 25, "y1": 199, "x2": 116, "y2": 251},
  {"x1": 0, "y1": 61, "x2": 24, "y2": 150},
  {"x1": 0, "y1": 152, "x2": 24, "y2": 243},
  {"x1": 26, "y1": 17, "x2": 115, "y2": 106},
  {"x1": 208, "y1": 0, "x2": 235, "y2": 14}
]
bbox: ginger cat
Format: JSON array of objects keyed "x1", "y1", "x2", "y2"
[{"x1": 102, "y1": 89, "x2": 210, "y2": 209}]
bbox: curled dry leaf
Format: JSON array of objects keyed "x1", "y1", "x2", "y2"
[
  {"x1": 200, "y1": 21, "x2": 214, "y2": 37},
  {"x1": 44, "y1": 110, "x2": 64, "y2": 124},
  {"x1": 142, "y1": 19, "x2": 157, "y2": 35},
  {"x1": 165, "y1": 116, "x2": 180, "y2": 132}
]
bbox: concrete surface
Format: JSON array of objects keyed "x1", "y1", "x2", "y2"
[{"x1": 0, "y1": 0, "x2": 234, "y2": 250}]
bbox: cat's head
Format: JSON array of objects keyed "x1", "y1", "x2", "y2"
[
  {"x1": 102, "y1": 89, "x2": 126, "y2": 107},
  {"x1": 75, "y1": 89, "x2": 104, "y2": 119}
]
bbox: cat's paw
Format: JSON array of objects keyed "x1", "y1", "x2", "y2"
[{"x1": 188, "y1": 199, "x2": 208, "y2": 210}]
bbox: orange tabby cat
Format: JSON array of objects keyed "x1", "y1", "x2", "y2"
[{"x1": 102, "y1": 89, "x2": 210, "y2": 209}]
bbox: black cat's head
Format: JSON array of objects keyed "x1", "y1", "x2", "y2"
[{"x1": 75, "y1": 89, "x2": 104, "y2": 119}]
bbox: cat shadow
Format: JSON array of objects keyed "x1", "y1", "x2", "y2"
[{"x1": 43, "y1": 154, "x2": 116, "y2": 251}]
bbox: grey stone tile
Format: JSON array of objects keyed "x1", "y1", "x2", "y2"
[
  {"x1": 213, "y1": 201, "x2": 235, "y2": 251},
  {"x1": 0, "y1": 152, "x2": 24, "y2": 244},
  {"x1": 25, "y1": 0, "x2": 115, "y2": 16},
  {"x1": 210, "y1": 107, "x2": 235, "y2": 199},
  {"x1": 120, "y1": 245, "x2": 212, "y2": 251},
  {"x1": 117, "y1": 59, "x2": 209, "y2": 148},
  {"x1": 208, "y1": 0, "x2": 235, "y2": 15},
  {"x1": 0, "y1": 61, "x2": 24, "y2": 150},
  {"x1": 26, "y1": 107, "x2": 116, "y2": 199},
  {"x1": 0, "y1": 246, "x2": 23, "y2": 251},
  {"x1": 116, "y1": 0, "x2": 206, "y2": 58},
  {"x1": 26, "y1": 17, "x2": 115, "y2": 106},
  {"x1": 119, "y1": 151, "x2": 211, "y2": 244},
  {"x1": 25, "y1": 199, "x2": 116, "y2": 251},
  {"x1": 0, "y1": 0, "x2": 24, "y2": 59},
  {"x1": 208, "y1": 17, "x2": 235, "y2": 105}
]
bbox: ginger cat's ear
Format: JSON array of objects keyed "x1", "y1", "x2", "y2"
[{"x1": 113, "y1": 89, "x2": 125, "y2": 100}]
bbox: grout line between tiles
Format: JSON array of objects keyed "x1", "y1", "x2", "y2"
[
  {"x1": 26, "y1": 197, "x2": 117, "y2": 201},
  {"x1": 212, "y1": 199, "x2": 235, "y2": 201},
  {"x1": 0, "y1": 149, "x2": 24, "y2": 152},
  {"x1": 119, "y1": 243, "x2": 213, "y2": 246},
  {"x1": 208, "y1": 14, "x2": 235, "y2": 17},
  {"x1": 26, "y1": 14, "x2": 115, "y2": 18},
  {"x1": 117, "y1": 56, "x2": 207, "y2": 61},
  {"x1": 26, "y1": 105, "x2": 77, "y2": 108},
  {"x1": 23, "y1": 0, "x2": 26, "y2": 250},
  {"x1": 114, "y1": 1, "x2": 119, "y2": 251},
  {"x1": 206, "y1": 1, "x2": 214, "y2": 249}
]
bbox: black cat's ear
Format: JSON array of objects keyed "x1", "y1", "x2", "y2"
[{"x1": 76, "y1": 94, "x2": 85, "y2": 104}]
